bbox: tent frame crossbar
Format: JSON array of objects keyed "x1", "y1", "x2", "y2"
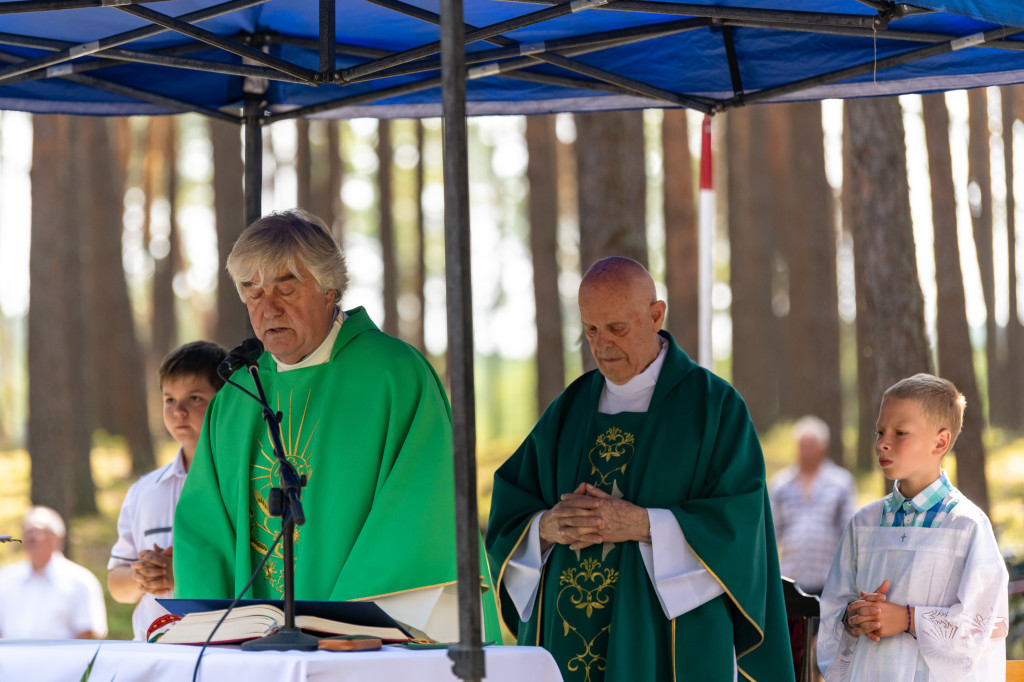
[
  {"x1": 722, "y1": 24, "x2": 743, "y2": 101},
  {"x1": 264, "y1": 76, "x2": 442, "y2": 122},
  {"x1": 346, "y1": 17, "x2": 711, "y2": 83},
  {"x1": 263, "y1": 33, "x2": 392, "y2": 59},
  {"x1": 0, "y1": 0, "x2": 171, "y2": 15},
  {"x1": 0, "y1": 0, "x2": 272, "y2": 84},
  {"x1": 0, "y1": 45, "x2": 309, "y2": 86},
  {"x1": 353, "y1": 0, "x2": 715, "y2": 110},
  {"x1": 0, "y1": 45, "x2": 240, "y2": 120},
  {"x1": 116, "y1": 3, "x2": 318, "y2": 82},
  {"x1": 723, "y1": 17, "x2": 1024, "y2": 50},
  {"x1": 336, "y1": 0, "x2": 617, "y2": 84},
  {"x1": 729, "y1": 24, "x2": 1024, "y2": 108}
]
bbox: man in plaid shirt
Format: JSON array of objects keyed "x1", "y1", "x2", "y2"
[{"x1": 769, "y1": 416, "x2": 856, "y2": 595}]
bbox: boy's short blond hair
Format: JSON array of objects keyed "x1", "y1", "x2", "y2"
[{"x1": 883, "y1": 373, "x2": 966, "y2": 449}]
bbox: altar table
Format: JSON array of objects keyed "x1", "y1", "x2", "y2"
[{"x1": 0, "y1": 639, "x2": 563, "y2": 681}]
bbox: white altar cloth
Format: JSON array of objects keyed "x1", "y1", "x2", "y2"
[{"x1": 0, "y1": 639, "x2": 563, "y2": 681}]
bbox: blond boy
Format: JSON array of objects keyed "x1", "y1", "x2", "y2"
[
  {"x1": 107, "y1": 341, "x2": 226, "y2": 640},
  {"x1": 818, "y1": 374, "x2": 1008, "y2": 681}
]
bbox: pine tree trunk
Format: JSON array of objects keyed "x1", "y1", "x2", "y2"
[
  {"x1": 845, "y1": 97, "x2": 932, "y2": 479},
  {"x1": 576, "y1": 110, "x2": 648, "y2": 267},
  {"x1": 576, "y1": 110, "x2": 647, "y2": 373},
  {"x1": 327, "y1": 122, "x2": 345, "y2": 243},
  {"x1": 29, "y1": 115, "x2": 90, "y2": 525},
  {"x1": 378, "y1": 120, "x2": 399, "y2": 337},
  {"x1": 1002, "y1": 86, "x2": 1024, "y2": 429},
  {"x1": 296, "y1": 120, "x2": 312, "y2": 211},
  {"x1": 150, "y1": 117, "x2": 178, "y2": 361},
  {"x1": 662, "y1": 109, "x2": 699, "y2": 355},
  {"x1": 79, "y1": 117, "x2": 154, "y2": 480},
  {"x1": 777, "y1": 102, "x2": 843, "y2": 463},
  {"x1": 727, "y1": 106, "x2": 780, "y2": 430},
  {"x1": 411, "y1": 121, "x2": 427, "y2": 355},
  {"x1": 210, "y1": 120, "x2": 250, "y2": 346},
  {"x1": 967, "y1": 89, "x2": 1001, "y2": 428},
  {"x1": 526, "y1": 115, "x2": 565, "y2": 414},
  {"x1": 922, "y1": 94, "x2": 990, "y2": 514}
]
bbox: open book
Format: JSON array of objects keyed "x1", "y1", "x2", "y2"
[{"x1": 155, "y1": 601, "x2": 412, "y2": 645}]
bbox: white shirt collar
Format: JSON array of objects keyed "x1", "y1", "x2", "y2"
[
  {"x1": 153, "y1": 447, "x2": 189, "y2": 485},
  {"x1": 598, "y1": 336, "x2": 668, "y2": 414},
  {"x1": 26, "y1": 552, "x2": 64, "y2": 581},
  {"x1": 275, "y1": 309, "x2": 346, "y2": 372}
]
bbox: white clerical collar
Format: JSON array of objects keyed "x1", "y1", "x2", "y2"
[
  {"x1": 598, "y1": 336, "x2": 668, "y2": 414},
  {"x1": 275, "y1": 309, "x2": 346, "y2": 372}
]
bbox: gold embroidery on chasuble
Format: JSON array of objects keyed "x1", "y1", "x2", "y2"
[
  {"x1": 557, "y1": 557, "x2": 619, "y2": 682},
  {"x1": 587, "y1": 426, "x2": 635, "y2": 488},
  {"x1": 249, "y1": 389, "x2": 318, "y2": 596},
  {"x1": 555, "y1": 424, "x2": 638, "y2": 681}
]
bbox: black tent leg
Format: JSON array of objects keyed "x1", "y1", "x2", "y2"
[{"x1": 442, "y1": 0, "x2": 484, "y2": 678}]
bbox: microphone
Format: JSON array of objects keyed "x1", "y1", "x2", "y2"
[{"x1": 218, "y1": 337, "x2": 264, "y2": 376}]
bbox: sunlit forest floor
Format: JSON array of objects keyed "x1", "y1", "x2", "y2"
[{"x1": 2, "y1": 428, "x2": 1024, "y2": 647}]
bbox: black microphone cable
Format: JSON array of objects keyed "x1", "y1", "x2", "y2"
[{"x1": 190, "y1": 528, "x2": 287, "y2": 682}]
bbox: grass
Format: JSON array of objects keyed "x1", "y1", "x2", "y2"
[{"x1": 3, "y1": 427, "x2": 1024, "y2": 646}]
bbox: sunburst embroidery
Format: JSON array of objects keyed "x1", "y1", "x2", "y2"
[{"x1": 249, "y1": 389, "x2": 317, "y2": 596}]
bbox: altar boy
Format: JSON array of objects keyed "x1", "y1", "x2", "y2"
[
  {"x1": 818, "y1": 374, "x2": 1008, "y2": 681},
  {"x1": 107, "y1": 341, "x2": 226, "y2": 640}
]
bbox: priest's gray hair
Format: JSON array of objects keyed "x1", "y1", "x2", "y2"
[{"x1": 226, "y1": 208, "x2": 348, "y2": 307}]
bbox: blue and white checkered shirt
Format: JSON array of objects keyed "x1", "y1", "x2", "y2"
[{"x1": 880, "y1": 470, "x2": 961, "y2": 528}]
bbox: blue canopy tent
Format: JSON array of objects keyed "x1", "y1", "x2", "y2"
[
  {"x1": 3, "y1": 0, "x2": 1024, "y2": 117},
  {"x1": 3, "y1": 1, "x2": 1024, "y2": 678}
]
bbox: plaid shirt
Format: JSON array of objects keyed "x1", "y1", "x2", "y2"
[
  {"x1": 880, "y1": 470, "x2": 961, "y2": 528},
  {"x1": 769, "y1": 460, "x2": 857, "y2": 593}
]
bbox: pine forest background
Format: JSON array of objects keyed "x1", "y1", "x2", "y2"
[{"x1": 3, "y1": 89, "x2": 1024, "y2": 642}]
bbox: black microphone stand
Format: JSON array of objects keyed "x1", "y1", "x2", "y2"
[{"x1": 235, "y1": 357, "x2": 319, "y2": 652}]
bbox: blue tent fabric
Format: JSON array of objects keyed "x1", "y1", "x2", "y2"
[{"x1": 1, "y1": 0, "x2": 1024, "y2": 118}]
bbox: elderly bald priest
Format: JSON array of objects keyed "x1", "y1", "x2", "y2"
[
  {"x1": 486, "y1": 257, "x2": 793, "y2": 681},
  {"x1": 173, "y1": 209, "x2": 500, "y2": 643}
]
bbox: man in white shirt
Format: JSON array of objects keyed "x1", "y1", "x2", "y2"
[{"x1": 0, "y1": 506, "x2": 107, "y2": 639}]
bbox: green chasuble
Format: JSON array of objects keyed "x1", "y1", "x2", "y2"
[
  {"x1": 174, "y1": 307, "x2": 500, "y2": 641},
  {"x1": 486, "y1": 332, "x2": 793, "y2": 681}
]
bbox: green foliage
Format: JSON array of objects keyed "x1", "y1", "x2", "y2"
[{"x1": 79, "y1": 645, "x2": 100, "y2": 682}]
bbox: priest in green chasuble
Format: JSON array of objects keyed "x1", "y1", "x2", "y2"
[
  {"x1": 486, "y1": 257, "x2": 793, "y2": 681},
  {"x1": 173, "y1": 209, "x2": 500, "y2": 643}
]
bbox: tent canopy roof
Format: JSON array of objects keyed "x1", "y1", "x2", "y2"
[{"x1": 1, "y1": 0, "x2": 1023, "y2": 120}]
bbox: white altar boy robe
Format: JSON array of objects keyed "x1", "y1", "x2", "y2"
[{"x1": 818, "y1": 496, "x2": 1008, "y2": 682}]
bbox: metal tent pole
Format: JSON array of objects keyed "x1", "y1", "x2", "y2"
[{"x1": 441, "y1": 0, "x2": 484, "y2": 677}]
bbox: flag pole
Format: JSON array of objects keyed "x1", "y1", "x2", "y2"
[{"x1": 698, "y1": 114, "x2": 714, "y2": 369}]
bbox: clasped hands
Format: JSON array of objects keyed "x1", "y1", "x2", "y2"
[
  {"x1": 131, "y1": 544, "x2": 175, "y2": 595},
  {"x1": 843, "y1": 579, "x2": 914, "y2": 642},
  {"x1": 538, "y1": 482, "x2": 650, "y2": 552}
]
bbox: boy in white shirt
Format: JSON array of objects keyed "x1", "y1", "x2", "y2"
[
  {"x1": 107, "y1": 341, "x2": 226, "y2": 640},
  {"x1": 818, "y1": 373, "x2": 1008, "y2": 681}
]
